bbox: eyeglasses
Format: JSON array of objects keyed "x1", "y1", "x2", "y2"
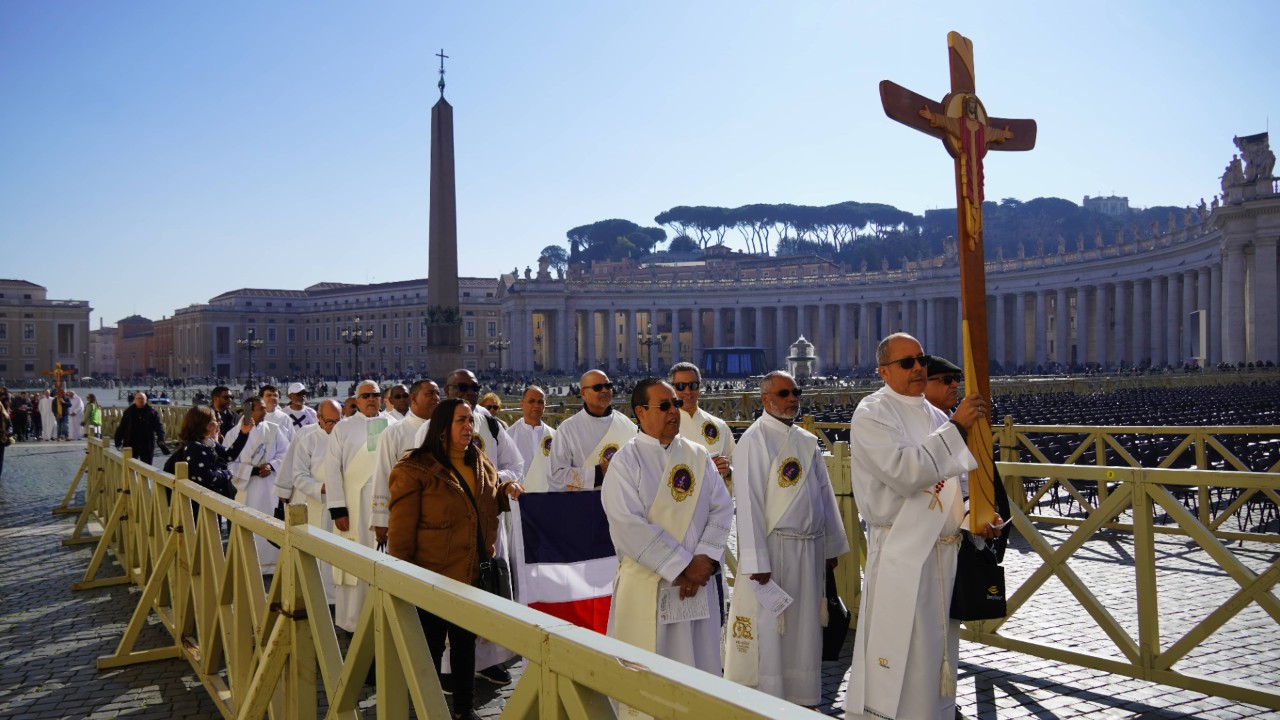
[
  {"x1": 450, "y1": 382, "x2": 482, "y2": 393},
  {"x1": 319, "y1": 418, "x2": 339, "y2": 425},
  {"x1": 641, "y1": 398, "x2": 684, "y2": 412},
  {"x1": 357, "y1": 392, "x2": 381, "y2": 399},
  {"x1": 672, "y1": 381, "x2": 700, "y2": 391},
  {"x1": 880, "y1": 354, "x2": 932, "y2": 370},
  {"x1": 585, "y1": 382, "x2": 614, "y2": 393},
  {"x1": 774, "y1": 388, "x2": 803, "y2": 399},
  {"x1": 388, "y1": 393, "x2": 408, "y2": 399},
  {"x1": 931, "y1": 374, "x2": 962, "y2": 385}
]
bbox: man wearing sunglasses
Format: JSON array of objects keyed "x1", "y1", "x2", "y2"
[
  {"x1": 602, "y1": 378, "x2": 733, "y2": 682},
  {"x1": 383, "y1": 383, "x2": 410, "y2": 421},
  {"x1": 669, "y1": 362, "x2": 735, "y2": 486},
  {"x1": 846, "y1": 334, "x2": 987, "y2": 720},
  {"x1": 549, "y1": 369, "x2": 636, "y2": 492},
  {"x1": 322, "y1": 379, "x2": 398, "y2": 633},
  {"x1": 413, "y1": 369, "x2": 525, "y2": 686},
  {"x1": 724, "y1": 370, "x2": 849, "y2": 706},
  {"x1": 210, "y1": 385, "x2": 238, "y2": 441},
  {"x1": 275, "y1": 399, "x2": 344, "y2": 609}
]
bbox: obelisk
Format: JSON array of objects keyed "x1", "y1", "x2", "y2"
[{"x1": 426, "y1": 49, "x2": 462, "y2": 379}]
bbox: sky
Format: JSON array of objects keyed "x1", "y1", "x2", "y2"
[{"x1": 2, "y1": 1, "x2": 1277, "y2": 329}]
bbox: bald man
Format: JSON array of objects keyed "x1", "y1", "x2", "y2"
[{"x1": 548, "y1": 370, "x2": 636, "y2": 492}]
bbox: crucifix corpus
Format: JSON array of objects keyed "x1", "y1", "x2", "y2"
[
  {"x1": 879, "y1": 31, "x2": 1037, "y2": 532},
  {"x1": 42, "y1": 362, "x2": 76, "y2": 415}
]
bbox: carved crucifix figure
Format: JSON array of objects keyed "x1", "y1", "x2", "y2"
[
  {"x1": 880, "y1": 31, "x2": 1037, "y2": 532},
  {"x1": 41, "y1": 362, "x2": 76, "y2": 415}
]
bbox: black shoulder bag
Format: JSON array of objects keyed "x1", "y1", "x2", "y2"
[
  {"x1": 451, "y1": 465, "x2": 512, "y2": 600},
  {"x1": 950, "y1": 530, "x2": 1007, "y2": 620}
]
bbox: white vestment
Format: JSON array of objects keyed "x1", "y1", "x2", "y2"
[
  {"x1": 548, "y1": 409, "x2": 636, "y2": 492},
  {"x1": 264, "y1": 406, "x2": 297, "y2": 442},
  {"x1": 69, "y1": 394, "x2": 85, "y2": 440},
  {"x1": 603, "y1": 433, "x2": 732, "y2": 679},
  {"x1": 370, "y1": 410, "x2": 428, "y2": 529},
  {"x1": 323, "y1": 411, "x2": 396, "y2": 632},
  {"x1": 724, "y1": 413, "x2": 850, "y2": 705},
  {"x1": 387, "y1": 408, "x2": 406, "y2": 422},
  {"x1": 846, "y1": 386, "x2": 975, "y2": 720},
  {"x1": 223, "y1": 420, "x2": 290, "y2": 574},
  {"x1": 39, "y1": 396, "x2": 56, "y2": 440},
  {"x1": 508, "y1": 420, "x2": 555, "y2": 492},
  {"x1": 677, "y1": 406, "x2": 735, "y2": 463},
  {"x1": 276, "y1": 424, "x2": 336, "y2": 604}
]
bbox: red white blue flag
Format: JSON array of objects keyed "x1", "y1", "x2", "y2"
[{"x1": 510, "y1": 492, "x2": 616, "y2": 634}]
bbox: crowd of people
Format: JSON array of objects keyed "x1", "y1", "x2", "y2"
[{"x1": 0, "y1": 388, "x2": 101, "y2": 447}]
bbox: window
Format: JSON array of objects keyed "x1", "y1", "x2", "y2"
[
  {"x1": 465, "y1": 321, "x2": 475, "y2": 338},
  {"x1": 0, "y1": 347, "x2": 7, "y2": 356},
  {"x1": 393, "y1": 323, "x2": 400, "y2": 339},
  {"x1": 465, "y1": 344, "x2": 475, "y2": 353},
  {"x1": 25, "y1": 363, "x2": 34, "y2": 372},
  {"x1": 23, "y1": 346, "x2": 35, "y2": 357},
  {"x1": 267, "y1": 348, "x2": 277, "y2": 357},
  {"x1": 306, "y1": 328, "x2": 312, "y2": 342},
  {"x1": 287, "y1": 328, "x2": 296, "y2": 342},
  {"x1": 267, "y1": 327, "x2": 277, "y2": 342},
  {"x1": 487, "y1": 321, "x2": 497, "y2": 337},
  {"x1": 23, "y1": 323, "x2": 35, "y2": 340},
  {"x1": 0, "y1": 322, "x2": 6, "y2": 340}
]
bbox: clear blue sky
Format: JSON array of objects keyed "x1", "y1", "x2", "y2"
[{"x1": 2, "y1": 1, "x2": 1276, "y2": 329}]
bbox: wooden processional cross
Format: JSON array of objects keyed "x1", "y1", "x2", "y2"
[
  {"x1": 42, "y1": 362, "x2": 76, "y2": 414},
  {"x1": 880, "y1": 32, "x2": 1037, "y2": 530}
]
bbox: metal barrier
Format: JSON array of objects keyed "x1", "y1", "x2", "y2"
[{"x1": 64, "y1": 438, "x2": 818, "y2": 720}]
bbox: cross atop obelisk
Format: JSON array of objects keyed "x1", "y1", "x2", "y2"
[
  {"x1": 880, "y1": 31, "x2": 1037, "y2": 531},
  {"x1": 436, "y1": 48, "x2": 449, "y2": 97}
]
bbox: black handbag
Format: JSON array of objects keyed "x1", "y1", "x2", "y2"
[
  {"x1": 950, "y1": 531, "x2": 1007, "y2": 620},
  {"x1": 821, "y1": 566, "x2": 851, "y2": 661},
  {"x1": 452, "y1": 466, "x2": 512, "y2": 600}
]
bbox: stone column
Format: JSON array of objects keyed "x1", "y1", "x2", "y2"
[
  {"x1": 669, "y1": 309, "x2": 682, "y2": 367},
  {"x1": 733, "y1": 307, "x2": 746, "y2": 347},
  {"x1": 755, "y1": 308, "x2": 766, "y2": 360},
  {"x1": 1168, "y1": 273, "x2": 1184, "y2": 365},
  {"x1": 1221, "y1": 243, "x2": 1247, "y2": 365},
  {"x1": 1130, "y1": 280, "x2": 1147, "y2": 365},
  {"x1": 1251, "y1": 238, "x2": 1278, "y2": 363},
  {"x1": 1091, "y1": 285, "x2": 1107, "y2": 366},
  {"x1": 605, "y1": 309, "x2": 618, "y2": 371},
  {"x1": 1031, "y1": 291, "x2": 1046, "y2": 367},
  {"x1": 776, "y1": 306, "x2": 788, "y2": 367},
  {"x1": 712, "y1": 308, "x2": 723, "y2": 348},
  {"x1": 1195, "y1": 269, "x2": 1209, "y2": 363},
  {"x1": 1055, "y1": 288, "x2": 1070, "y2": 364},
  {"x1": 556, "y1": 309, "x2": 573, "y2": 373},
  {"x1": 1012, "y1": 293, "x2": 1027, "y2": 368},
  {"x1": 625, "y1": 309, "x2": 637, "y2": 371},
  {"x1": 689, "y1": 308, "x2": 701, "y2": 367},
  {"x1": 1114, "y1": 283, "x2": 1129, "y2": 367},
  {"x1": 1209, "y1": 262, "x2": 1222, "y2": 364},
  {"x1": 1149, "y1": 276, "x2": 1166, "y2": 367},
  {"x1": 992, "y1": 295, "x2": 1007, "y2": 367},
  {"x1": 584, "y1": 310, "x2": 598, "y2": 369},
  {"x1": 837, "y1": 303, "x2": 851, "y2": 371},
  {"x1": 858, "y1": 304, "x2": 872, "y2": 368}
]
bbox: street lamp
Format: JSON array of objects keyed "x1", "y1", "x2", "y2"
[
  {"x1": 236, "y1": 329, "x2": 265, "y2": 389},
  {"x1": 638, "y1": 324, "x2": 663, "y2": 372},
  {"x1": 489, "y1": 332, "x2": 512, "y2": 373},
  {"x1": 341, "y1": 317, "x2": 374, "y2": 380}
]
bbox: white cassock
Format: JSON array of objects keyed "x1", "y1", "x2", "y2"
[
  {"x1": 69, "y1": 394, "x2": 85, "y2": 440},
  {"x1": 723, "y1": 413, "x2": 849, "y2": 706},
  {"x1": 275, "y1": 423, "x2": 336, "y2": 604},
  {"x1": 323, "y1": 411, "x2": 396, "y2": 632},
  {"x1": 387, "y1": 408, "x2": 406, "y2": 422},
  {"x1": 846, "y1": 385, "x2": 975, "y2": 720},
  {"x1": 548, "y1": 409, "x2": 637, "y2": 492},
  {"x1": 370, "y1": 409, "x2": 428, "y2": 531},
  {"x1": 507, "y1": 420, "x2": 555, "y2": 492},
  {"x1": 264, "y1": 406, "x2": 297, "y2": 442},
  {"x1": 39, "y1": 396, "x2": 56, "y2": 440},
  {"x1": 603, "y1": 433, "x2": 733, "y2": 685},
  {"x1": 413, "y1": 405, "x2": 525, "y2": 670},
  {"x1": 284, "y1": 405, "x2": 318, "y2": 435},
  {"x1": 677, "y1": 406, "x2": 735, "y2": 464},
  {"x1": 223, "y1": 420, "x2": 290, "y2": 574}
]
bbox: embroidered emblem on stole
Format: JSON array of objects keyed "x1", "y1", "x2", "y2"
[
  {"x1": 601, "y1": 443, "x2": 620, "y2": 462},
  {"x1": 778, "y1": 457, "x2": 803, "y2": 488},
  {"x1": 702, "y1": 421, "x2": 719, "y2": 443},
  {"x1": 668, "y1": 463, "x2": 694, "y2": 502},
  {"x1": 540, "y1": 435, "x2": 552, "y2": 456}
]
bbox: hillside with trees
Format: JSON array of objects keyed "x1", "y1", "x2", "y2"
[{"x1": 545, "y1": 198, "x2": 1187, "y2": 270}]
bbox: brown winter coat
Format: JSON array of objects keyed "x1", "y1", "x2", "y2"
[{"x1": 386, "y1": 451, "x2": 512, "y2": 585}]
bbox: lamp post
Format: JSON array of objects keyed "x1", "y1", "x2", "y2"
[
  {"x1": 489, "y1": 332, "x2": 512, "y2": 373},
  {"x1": 638, "y1": 324, "x2": 663, "y2": 373},
  {"x1": 341, "y1": 317, "x2": 374, "y2": 380},
  {"x1": 237, "y1": 329, "x2": 265, "y2": 389}
]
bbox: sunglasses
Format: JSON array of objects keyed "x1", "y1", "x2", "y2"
[
  {"x1": 450, "y1": 382, "x2": 482, "y2": 393},
  {"x1": 880, "y1": 354, "x2": 932, "y2": 371},
  {"x1": 641, "y1": 398, "x2": 684, "y2": 412},
  {"x1": 774, "y1": 388, "x2": 804, "y2": 399},
  {"x1": 357, "y1": 392, "x2": 381, "y2": 399},
  {"x1": 388, "y1": 393, "x2": 408, "y2": 399},
  {"x1": 931, "y1": 374, "x2": 962, "y2": 385},
  {"x1": 672, "y1": 381, "x2": 700, "y2": 391},
  {"x1": 585, "y1": 382, "x2": 614, "y2": 392}
]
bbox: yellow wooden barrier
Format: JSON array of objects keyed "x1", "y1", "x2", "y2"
[{"x1": 69, "y1": 438, "x2": 819, "y2": 720}]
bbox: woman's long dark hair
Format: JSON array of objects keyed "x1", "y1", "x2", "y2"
[{"x1": 410, "y1": 397, "x2": 479, "y2": 469}]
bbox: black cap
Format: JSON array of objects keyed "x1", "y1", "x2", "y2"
[{"x1": 926, "y1": 356, "x2": 963, "y2": 376}]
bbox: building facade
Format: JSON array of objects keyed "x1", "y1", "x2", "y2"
[
  {"x1": 0, "y1": 279, "x2": 92, "y2": 383},
  {"x1": 163, "y1": 277, "x2": 504, "y2": 381}
]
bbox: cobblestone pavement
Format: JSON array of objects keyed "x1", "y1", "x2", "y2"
[{"x1": 1, "y1": 441, "x2": 1276, "y2": 719}]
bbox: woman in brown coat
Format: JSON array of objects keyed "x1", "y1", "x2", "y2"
[{"x1": 387, "y1": 397, "x2": 522, "y2": 720}]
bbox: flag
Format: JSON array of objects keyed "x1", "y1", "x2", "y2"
[{"x1": 510, "y1": 492, "x2": 616, "y2": 634}]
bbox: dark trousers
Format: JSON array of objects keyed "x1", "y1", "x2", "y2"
[{"x1": 418, "y1": 607, "x2": 476, "y2": 710}]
